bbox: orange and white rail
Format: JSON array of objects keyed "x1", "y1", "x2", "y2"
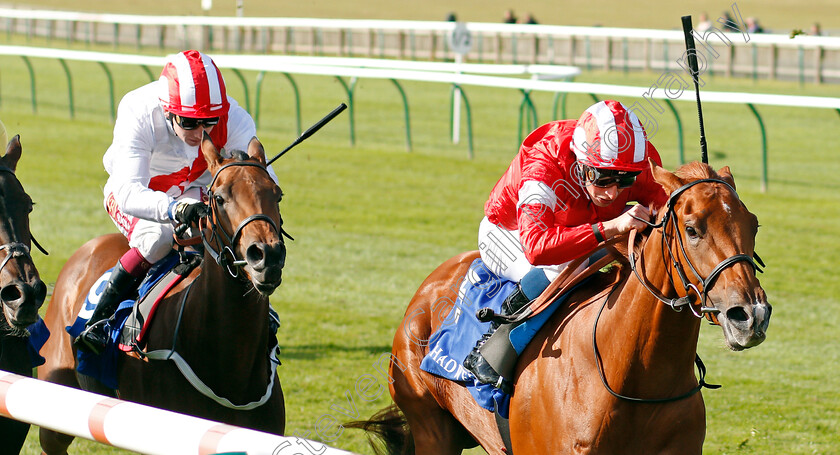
[{"x1": 0, "y1": 370, "x2": 355, "y2": 455}]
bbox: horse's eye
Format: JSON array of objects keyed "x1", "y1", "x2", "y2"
[
  {"x1": 214, "y1": 194, "x2": 225, "y2": 205},
  {"x1": 685, "y1": 226, "x2": 698, "y2": 238}
]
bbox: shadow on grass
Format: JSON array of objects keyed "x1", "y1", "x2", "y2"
[{"x1": 280, "y1": 343, "x2": 394, "y2": 360}]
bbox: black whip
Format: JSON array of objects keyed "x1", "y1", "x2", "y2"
[
  {"x1": 266, "y1": 103, "x2": 347, "y2": 166},
  {"x1": 681, "y1": 15, "x2": 708, "y2": 164}
]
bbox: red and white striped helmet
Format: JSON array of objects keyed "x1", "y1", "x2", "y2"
[
  {"x1": 571, "y1": 100, "x2": 650, "y2": 172},
  {"x1": 158, "y1": 50, "x2": 229, "y2": 118}
]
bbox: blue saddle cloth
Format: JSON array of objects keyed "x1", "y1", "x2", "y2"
[
  {"x1": 25, "y1": 317, "x2": 50, "y2": 367},
  {"x1": 65, "y1": 252, "x2": 184, "y2": 389},
  {"x1": 420, "y1": 258, "x2": 584, "y2": 419}
]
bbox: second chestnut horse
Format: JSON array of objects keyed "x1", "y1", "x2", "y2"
[{"x1": 355, "y1": 161, "x2": 771, "y2": 455}]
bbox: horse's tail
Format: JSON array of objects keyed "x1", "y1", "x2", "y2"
[{"x1": 345, "y1": 404, "x2": 414, "y2": 455}]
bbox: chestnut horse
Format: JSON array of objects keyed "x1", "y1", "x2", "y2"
[
  {"x1": 39, "y1": 135, "x2": 287, "y2": 454},
  {"x1": 0, "y1": 135, "x2": 48, "y2": 453},
  {"x1": 356, "y1": 161, "x2": 771, "y2": 455}
]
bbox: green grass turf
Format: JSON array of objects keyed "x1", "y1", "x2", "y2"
[{"x1": 0, "y1": 9, "x2": 838, "y2": 455}]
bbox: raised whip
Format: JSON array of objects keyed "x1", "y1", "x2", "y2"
[{"x1": 681, "y1": 15, "x2": 709, "y2": 164}]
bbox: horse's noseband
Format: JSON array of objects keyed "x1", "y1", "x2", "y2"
[
  {"x1": 629, "y1": 178, "x2": 764, "y2": 319},
  {"x1": 202, "y1": 161, "x2": 288, "y2": 279}
]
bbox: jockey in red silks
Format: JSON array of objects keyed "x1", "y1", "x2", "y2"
[
  {"x1": 75, "y1": 50, "x2": 278, "y2": 355},
  {"x1": 464, "y1": 100, "x2": 669, "y2": 391}
]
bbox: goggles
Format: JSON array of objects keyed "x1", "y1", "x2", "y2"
[
  {"x1": 584, "y1": 166, "x2": 640, "y2": 189},
  {"x1": 171, "y1": 114, "x2": 220, "y2": 130}
]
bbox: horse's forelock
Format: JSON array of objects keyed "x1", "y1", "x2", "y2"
[
  {"x1": 674, "y1": 161, "x2": 717, "y2": 181},
  {"x1": 228, "y1": 150, "x2": 250, "y2": 162}
]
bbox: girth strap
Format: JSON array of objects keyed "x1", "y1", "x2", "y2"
[{"x1": 144, "y1": 345, "x2": 281, "y2": 410}]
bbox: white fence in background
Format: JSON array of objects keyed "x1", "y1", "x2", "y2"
[
  {"x1": 2, "y1": 7, "x2": 840, "y2": 83},
  {"x1": 1, "y1": 45, "x2": 839, "y2": 191}
]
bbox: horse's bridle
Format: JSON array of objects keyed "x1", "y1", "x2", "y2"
[
  {"x1": 199, "y1": 161, "x2": 291, "y2": 279},
  {"x1": 628, "y1": 178, "x2": 764, "y2": 319},
  {"x1": 0, "y1": 166, "x2": 48, "y2": 278},
  {"x1": 594, "y1": 178, "x2": 765, "y2": 403}
]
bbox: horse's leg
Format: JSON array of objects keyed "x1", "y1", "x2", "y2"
[
  {"x1": 0, "y1": 337, "x2": 31, "y2": 453},
  {"x1": 38, "y1": 235, "x2": 127, "y2": 454},
  {"x1": 387, "y1": 371, "x2": 469, "y2": 455},
  {"x1": 390, "y1": 310, "x2": 474, "y2": 454},
  {"x1": 37, "y1": 367, "x2": 79, "y2": 455}
]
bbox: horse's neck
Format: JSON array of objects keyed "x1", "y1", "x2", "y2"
[
  {"x1": 601, "y1": 230, "x2": 702, "y2": 380},
  {"x1": 182, "y1": 256, "x2": 271, "y2": 367}
]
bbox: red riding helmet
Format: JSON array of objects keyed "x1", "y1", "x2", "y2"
[
  {"x1": 158, "y1": 50, "x2": 229, "y2": 118},
  {"x1": 571, "y1": 100, "x2": 650, "y2": 172}
]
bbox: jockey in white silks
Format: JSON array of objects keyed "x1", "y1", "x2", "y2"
[{"x1": 75, "y1": 50, "x2": 278, "y2": 355}]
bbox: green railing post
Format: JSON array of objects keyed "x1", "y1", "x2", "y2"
[
  {"x1": 254, "y1": 71, "x2": 302, "y2": 136},
  {"x1": 254, "y1": 71, "x2": 266, "y2": 129},
  {"x1": 659, "y1": 99, "x2": 683, "y2": 164},
  {"x1": 389, "y1": 79, "x2": 412, "y2": 152},
  {"x1": 20, "y1": 56, "x2": 36, "y2": 113},
  {"x1": 58, "y1": 59, "x2": 74, "y2": 118},
  {"x1": 553, "y1": 91, "x2": 568, "y2": 119},
  {"x1": 334, "y1": 76, "x2": 356, "y2": 145},
  {"x1": 139, "y1": 65, "x2": 155, "y2": 82},
  {"x1": 229, "y1": 68, "x2": 250, "y2": 113},
  {"x1": 281, "y1": 73, "x2": 302, "y2": 136},
  {"x1": 517, "y1": 89, "x2": 537, "y2": 145},
  {"x1": 746, "y1": 103, "x2": 768, "y2": 192},
  {"x1": 97, "y1": 62, "x2": 115, "y2": 121}
]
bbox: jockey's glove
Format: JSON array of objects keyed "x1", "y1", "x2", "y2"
[{"x1": 172, "y1": 201, "x2": 209, "y2": 225}]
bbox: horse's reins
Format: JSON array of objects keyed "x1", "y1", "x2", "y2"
[
  {"x1": 200, "y1": 161, "x2": 292, "y2": 279},
  {"x1": 628, "y1": 178, "x2": 763, "y2": 319},
  {"x1": 594, "y1": 178, "x2": 763, "y2": 403},
  {"x1": 0, "y1": 166, "x2": 48, "y2": 277}
]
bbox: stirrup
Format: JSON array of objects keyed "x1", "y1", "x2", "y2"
[{"x1": 74, "y1": 320, "x2": 109, "y2": 355}]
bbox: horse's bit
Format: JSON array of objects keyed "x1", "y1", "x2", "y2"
[
  {"x1": 628, "y1": 178, "x2": 764, "y2": 319},
  {"x1": 199, "y1": 161, "x2": 291, "y2": 278}
]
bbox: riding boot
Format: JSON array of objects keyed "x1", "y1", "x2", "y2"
[
  {"x1": 462, "y1": 285, "x2": 531, "y2": 393},
  {"x1": 74, "y1": 262, "x2": 140, "y2": 355},
  {"x1": 463, "y1": 266, "x2": 551, "y2": 393}
]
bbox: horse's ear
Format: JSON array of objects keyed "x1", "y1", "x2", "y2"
[
  {"x1": 717, "y1": 166, "x2": 736, "y2": 190},
  {"x1": 247, "y1": 136, "x2": 267, "y2": 166},
  {"x1": 1, "y1": 135, "x2": 22, "y2": 171},
  {"x1": 200, "y1": 132, "x2": 223, "y2": 173},
  {"x1": 649, "y1": 158, "x2": 682, "y2": 194}
]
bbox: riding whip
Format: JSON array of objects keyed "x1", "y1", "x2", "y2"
[
  {"x1": 266, "y1": 103, "x2": 348, "y2": 166},
  {"x1": 681, "y1": 15, "x2": 709, "y2": 164}
]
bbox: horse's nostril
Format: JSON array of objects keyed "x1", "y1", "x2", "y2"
[
  {"x1": 726, "y1": 306, "x2": 749, "y2": 323},
  {"x1": 0, "y1": 284, "x2": 22, "y2": 304},
  {"x1": 246, "y1": 243, "x2": 266, "y2": 266}
]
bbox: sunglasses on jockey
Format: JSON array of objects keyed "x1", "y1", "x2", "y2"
[
  {"x1": 169, "y1": 113, "x2": 220, "y2": 130},
  {"x1": 583, "y1": 166, "x2": 641, "y2": 189}
]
